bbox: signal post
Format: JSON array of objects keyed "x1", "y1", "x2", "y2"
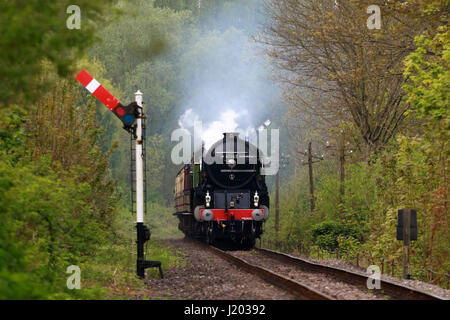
[{"x1": 76, "y1": 70, "x2": 162, "y2": 279}]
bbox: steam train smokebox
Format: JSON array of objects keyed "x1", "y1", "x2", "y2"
[
  {"x1": 214, "y1": 191, "x2": 250, "y2": 209},
  {"x1": 205, "y1": 133, "x2": 260, "y2": 190}
]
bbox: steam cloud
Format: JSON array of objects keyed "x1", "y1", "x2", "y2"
[{"x1": 176, "y1": 0, "x2": 283, "y2": 150}]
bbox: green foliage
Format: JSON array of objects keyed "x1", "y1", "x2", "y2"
[
  {"x1": 0, "y1": 67, "x2": 119, "y2": 299},
  {"x1": 89, "y1": 0, "x2": 194, "y2": 204},
  {"x1": 154, "y1": 0, "x2": 262, "y2": 32},
  {"x1": 80, "y1": 207, "x2": 183, "y2": 298},
  {"x1": 311, "y1": 221, "x2": 361, "y2": 252},
  {"x1": 0, "y1": 69, "x2": 185, "y2": 298},
  {"x1": 0, "y1": 0, "x2": 114, "y2": 108},
  {"x1": 404, "y1": 27, "x2": 449, "y2": 121},
  {"x1": 268, "y1": 119, "x2": 448, "y2": 285},
  {"x1": 337, "y1": 235, "x2": 361, "y2": 257},
  {"x1": 0, "y1": 0, "x2": 190, "y2": 300},
  {"x1": 0, "y1": 107, "x2": 27, "y2": 163},
  {"x1": 146, "y1": 202, "x2": 184, "y2": 239},
  {"x1": 0, "y1": 157, "x2": 108, "y2": 299}
]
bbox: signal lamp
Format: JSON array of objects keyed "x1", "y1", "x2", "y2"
[{"x1": 112, "y1": 101, "x2": 139, "y2": 130}]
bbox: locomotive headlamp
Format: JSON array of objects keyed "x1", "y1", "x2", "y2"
[
  {"x1": 226, "y1": 158, "x2": 236, "y2": 168},
  {"x1": 253, "y1": 191, "x2": 259, "y2": 207},
  {"x1": 205, "y1": 191, "x2": 211, "y2": 208}
]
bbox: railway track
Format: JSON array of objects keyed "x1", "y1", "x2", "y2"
[
  {"x1": 204, "y1": 243, "x2": 334, "y2": 300},
  {"x1": 251, "y1": 247, "x2": 445, "y2": 300},
  {"x1": 202, "y1": 242, "x2": 446, "y2": 300}
]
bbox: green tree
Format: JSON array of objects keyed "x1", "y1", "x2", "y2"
[
  {"x1": 0, "y1": 67, "x2": 119, "y2": 299},
  {"x1": 404, "y1": 27, "x2": 449, "y2": 121},
  {"x1": 0, "y1": 0, "x2": 114, "y2": 109}
]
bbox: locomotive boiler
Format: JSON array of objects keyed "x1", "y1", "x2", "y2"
[{"x1": 174, "y1": 132, "x2": 269, "y2": 249}]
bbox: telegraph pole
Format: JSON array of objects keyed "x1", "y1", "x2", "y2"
[
  {"x1": 307, "y1": 142, "x2": 315, "y2": 212},
  {"x1": 338, "y1": 133, "x2": 345, "y2": 205},
  {"x1": 325, "y1": 130, "x2": 353, "y2": 215},
  {"x1": 300, "y1": 142, "x2": 323, "y2": 214}
]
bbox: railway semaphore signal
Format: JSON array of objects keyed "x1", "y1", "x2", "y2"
[
  {"x1": 76, "y1": 70, "x2": 162, "y2": 279},
  {"x1": 76, "y1": 69, "x2": 139, "y2": 134}
]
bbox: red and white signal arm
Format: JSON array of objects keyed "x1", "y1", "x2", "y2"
[{"x1": 76, "y1": 69, "x2": 138, "y2": 129}]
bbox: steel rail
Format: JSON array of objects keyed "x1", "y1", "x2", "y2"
[
  {"x1": 255, "y1": 247, "x2": 446, "y2": 300},
  {"x1": 203, "y1": 243, "x2": 334, "y2": 300}
]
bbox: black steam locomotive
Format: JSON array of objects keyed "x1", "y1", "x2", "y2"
[{"x1": 174, "y1": 132, "x2": 269, "y2": 249}]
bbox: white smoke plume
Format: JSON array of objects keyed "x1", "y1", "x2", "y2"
[
  {"x1": 178, "y1": 108, "x2": 257, "y2": 149},
  {"x1": 175, "y1": 0, "x2": 282, "y2": 150}
]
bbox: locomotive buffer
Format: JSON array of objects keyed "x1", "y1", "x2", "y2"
[{"x1": 76, "y1": 70, "x2": 162, "y2": 279}]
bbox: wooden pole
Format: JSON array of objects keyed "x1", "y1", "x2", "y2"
[
  {"x1": 391, "y1": 260, "x2": 395, "y2": 277},
  {"x1": 338, "y1": 134, "x2": 345, "y2": 210},
  {"x1": 275, "y1": 170, "x2": 279, "y2": 240},
  {"x1": 402, "y1": 208, "x2": 411, "y2": 279},
  {"x1": 308, "y1": 141, "x2": 315, "y2": 212}
]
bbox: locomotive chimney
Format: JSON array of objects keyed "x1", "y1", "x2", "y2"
[{"x1": 223, "y1": 132, "x2": 240, "y2": 138}]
